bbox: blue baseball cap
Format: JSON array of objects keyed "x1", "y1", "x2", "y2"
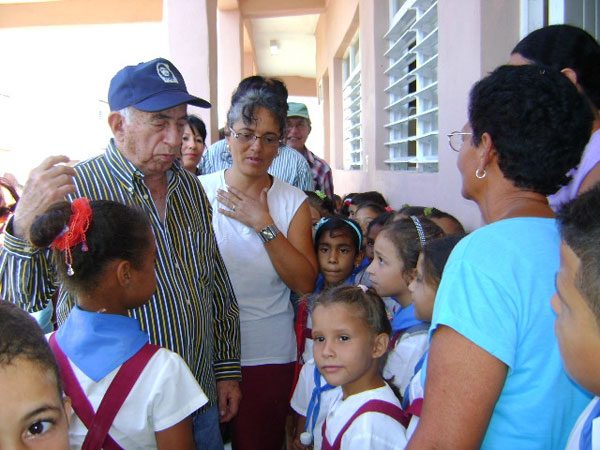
[{"x1": 108, "y1": 58, "x2": 211, "y2": 112}]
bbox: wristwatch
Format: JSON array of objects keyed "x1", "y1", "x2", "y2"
[{"x1": 258, "y1": 224, "x2": 280, "y2": 243}]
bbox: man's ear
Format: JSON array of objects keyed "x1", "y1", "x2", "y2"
[
  {"x1": 116, "y1": 260, "x2": 132, "y2": 287},
  {"x1": 108, "y1": 111, "x2": 127, "y2": 143},
  {"x1": 372, "y1": 333, "x2": 389, "y2": 358}
]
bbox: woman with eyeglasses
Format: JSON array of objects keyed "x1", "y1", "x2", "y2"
[
  {"x1": 407, "y1": 65, "x2": 593, "y2": 449},
  {"x1": 199, "y1": 78, "x2": 318, "y2": 450}
]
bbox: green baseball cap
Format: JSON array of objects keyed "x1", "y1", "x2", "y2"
[{"x1": 287, "y1": 102, "x2": 310, "y2": 120}]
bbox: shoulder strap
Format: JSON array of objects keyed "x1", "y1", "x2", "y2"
[
  {"x1": 49, "y1": 333, "x2": 123, "y2": 450},
  {"x1": 82, "y1": 343, "x2": 160, "y2": 450},
  {"x1": 326, "y1": 399, "x2": 410, "y2": 450}
]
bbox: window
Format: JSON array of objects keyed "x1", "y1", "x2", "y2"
[
  {"x1": 521, "y1": 0, "x2": 599, "y2": 39},
  {"x1": 342, "y1": 32, "x2": 362, "y2": 170},
  {"x1": 383, "y1": 0, "x2": 438, "y2": 172}
]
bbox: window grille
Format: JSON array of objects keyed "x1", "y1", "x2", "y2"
[
  {"x1": 383, "y1": 0, "x2": 438, "y2": 172},
  {"x1": 342, "y1": 32, "x2": 362, "y2": 170}
]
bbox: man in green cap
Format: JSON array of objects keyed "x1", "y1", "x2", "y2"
[{"x1": 286, "y1": 102, "x2": 334, "y2": 198}]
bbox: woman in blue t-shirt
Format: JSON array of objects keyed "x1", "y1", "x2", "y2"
[{"x1": 407, "y1": 65, "x2": 593, "y2": 449}]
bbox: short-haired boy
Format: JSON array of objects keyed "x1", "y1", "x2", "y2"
[{"x1": 554, "y1": 183, "x2": 600, "y2": 449}]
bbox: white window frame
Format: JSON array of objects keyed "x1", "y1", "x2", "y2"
[
  {"x1": 383, "y1": 0, "x2": 439, "y2": 172},
  {"x1": 342, "y1": 32, "x2": 362, "y2": 171}
]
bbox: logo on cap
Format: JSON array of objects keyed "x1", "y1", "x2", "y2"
[{"x1": 156, "y1": 62, "x2": 179, "y2": 84}]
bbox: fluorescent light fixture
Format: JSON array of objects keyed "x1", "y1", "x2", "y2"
[{"x1": 269, "y1": 39, "x2": 279, "y2": 55}]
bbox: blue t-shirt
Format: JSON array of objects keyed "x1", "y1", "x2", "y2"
[{"x1": 430, "y1": 217, "x2": 591, "y2": 450}]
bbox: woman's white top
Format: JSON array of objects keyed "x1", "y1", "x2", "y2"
[{"x1": 200, "y1": 170, "x2": 307, "y2": 365}]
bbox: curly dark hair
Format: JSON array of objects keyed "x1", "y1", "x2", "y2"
[
  {"x1": 0, "y1": 301, "x2": 63, "y2": 395},
  {"x1": 512, "y1": 25, "x2": 600, "y2": 110},
  {"x1": 313, "y1": 285, "x2": 392, "y2": 337},
  {"x1": 227, "y1": 76, "x2": 288, "y2": 137},
  {"x1": 29, "y1": 200, "x2": 153, "y2": 296},
  {"x1": 557, "y1": 183, "x2": 600, "y2": 327},
  {"x1": 469, "y1": 64, "x2": 593, "y2": 195}
]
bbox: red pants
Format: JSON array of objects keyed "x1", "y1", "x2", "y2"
[{"x1": 231, "y1": 362, "x2": 295, "y2": 450}]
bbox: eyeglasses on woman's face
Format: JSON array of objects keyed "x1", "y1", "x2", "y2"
[
  {"x1": 447, "y1": 131, "x2": 472, "y2": 152},
  {"x1": 229, "y1": 127, "x2": 281, "y2": 148}
]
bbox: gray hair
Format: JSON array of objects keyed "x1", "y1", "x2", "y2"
[
  {"x1": 119, "y1": 106, "x2": 134, "y2": 124},
  {"x1": 226, "y1": 88, "x2": 287, "y2": 136}
]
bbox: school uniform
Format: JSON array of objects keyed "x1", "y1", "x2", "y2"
[
  {"x1": 383, "y1": 304, "x2": 429, "y2": 395},
  {"x1": 50, "y1": 307, "x2": 207, "y2": 449},
  {"x1": 321, "y1": 384, "x2": 408, "y2": 450},
  {"x1": 402, "y1": 352, "x2": 427, "y2": 440},
  {"x1": 291, "y1": 359, "x2": 341, "y2": 450},
  {"x1": 565, "y1": 396, "x2": 600, "y2": 450}
]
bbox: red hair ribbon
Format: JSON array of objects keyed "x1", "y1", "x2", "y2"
[{"x1": 51, "y1": 198, "x2": 92, "y2": 276}]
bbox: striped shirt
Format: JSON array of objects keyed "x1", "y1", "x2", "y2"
[
  {"x1": 200, "y1": 139, "x2": 315, "y2": 191},
  {"x1": 0, "y1": 140, "x2": 240, "y2": 407}
]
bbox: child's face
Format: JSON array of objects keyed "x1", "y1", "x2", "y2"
[
  {"x1": 317, "y1": 230, "x2": 361, "y2": 287},
  {"x1": 367, "y1": 233, "x2": 412, "y2": 301},
  {"x1": 365, "y1": 224, "x2": 384, "y2": 262},
  {"x1": 348, "y1": 204, "x2": 358, "y2": 219},
  {"x1": 0, "y1": 358, "x2": 71, "y2": 449},
  {"x1": 355, "y1": 207, "x2": 378, "y2": 237},
  {"x1": 312, "y1": 303, "x2": 386, "y2": 398},
  {"x1": 551, "y1": 242, "x2": 600, "y2": 395},
  {"x1": 409, "y1": 253, "x2": 437, "y2": 322}
]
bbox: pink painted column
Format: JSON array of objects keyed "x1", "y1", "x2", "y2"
[{"x1": 163, "y1": 0, "x2": 219, "y2": 142}]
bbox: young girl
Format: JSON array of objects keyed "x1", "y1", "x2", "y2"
[
  {"x1": 404, "y1": 234, "x2": 464, "y2": 438},
  {"x1": 312, "y1": 285, "x2": 408, "y2": 449},
  {"x1": 367, "y1": 217, "x2": 444, "y2": 396},
  {"x1": 0, "y1": 301, "x2": 71, "y2": 449},
  {"x1": 291, "y1": 216, "x2": 363, "y2": 449},
  {"x1": 296, "y1": 216, "x2": 364, "y2": 365},
  {"x1": 354, "y1": 203, "x2": 387, "y2": 238},
  {"x1": 29, "y1": 198, "x2": 207, "y2": 449}
]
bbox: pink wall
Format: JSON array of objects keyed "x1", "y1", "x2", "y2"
[
  {"x1": 317, "y1": 0, "x2": 521, "y2": 231},
  {"x1": 165, "y1": 0, "x2": 220, "y2": 142}
]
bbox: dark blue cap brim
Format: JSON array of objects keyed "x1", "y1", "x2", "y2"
[{"x1": 132, "y1": 90, "x2": 211, "y2": 112}]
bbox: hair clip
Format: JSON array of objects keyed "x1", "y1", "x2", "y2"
[
  {"x1": 51, "y1": 198, "x2": 93, "y2": 277},
  {"x1": 424, "y1": 207, "x2": 433, "y2": 217},
  {"x1": 315, "y1": 190, "x2": 327, "y2": 200},
  {"x1": 410, "y1": 215, "x2": 427, "y2": 248},
  {"x1": 357, "y1": 284, "x2": 368, "y2": 293},
  {"x1": 385, "y1": 206, "x2": 393, "y2": 213},
  {"x1": 344, "y1": 198, "x2": 352, "y2": 206}
]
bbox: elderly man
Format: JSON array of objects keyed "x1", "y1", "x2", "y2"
[
  {"x1": 285, "y1": 102, "x2": 334, "y2": 199},
  {"x1": 201, "y1": 76, "x2": 314, "y2": 191},
  {"x1": 0, "y1": 58, "x2": 240, "y2": 449}
]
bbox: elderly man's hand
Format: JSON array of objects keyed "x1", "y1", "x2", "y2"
[
  {"x1": 216, "y1": 380, "x2": 242, "y2": 423},
  {"x1": 12, "y1": 156, "x2": 77, "y2": 240}
]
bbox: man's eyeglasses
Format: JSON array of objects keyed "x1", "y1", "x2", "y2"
[
  {"x1": 447, "y1": 131, "x2": 472, "y2": 152},
  {"x1": 229, "y1": 128, "x2": 281, "y2": 148}
]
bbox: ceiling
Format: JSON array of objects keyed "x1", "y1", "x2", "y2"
[{"x1": 250, "y1": 14, "x2": 319, "y2": 77}]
